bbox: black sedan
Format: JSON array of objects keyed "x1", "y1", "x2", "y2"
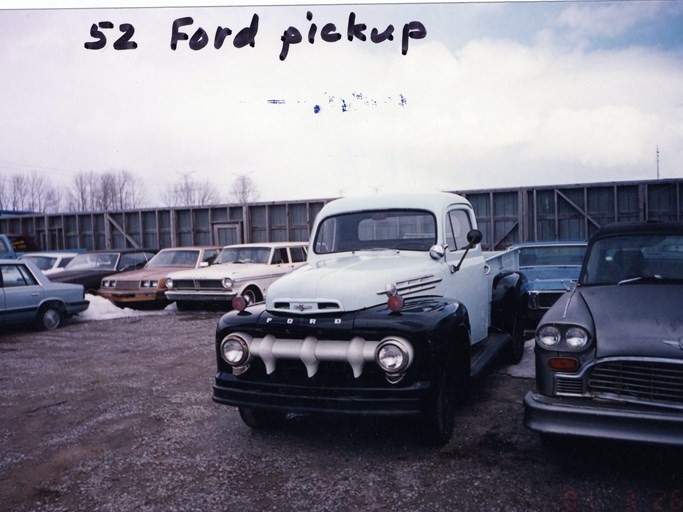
[
  {"x1": 50, "y1": 249, "x2": 155, "y2": 294},
  {"x1": 524, "y1": 221, "x2": 683, "y2": 446}
]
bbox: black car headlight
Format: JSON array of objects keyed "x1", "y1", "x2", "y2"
[{"x1": 536, "y1": 324, "x2": 590, "y2": 351}]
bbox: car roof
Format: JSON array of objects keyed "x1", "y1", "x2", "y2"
[
  {"x1": 157, "y1": 246, "x2": 221, "y2": 251},
  {"x1": 76, "y1": 248, "x2": 156, "y2": 254},
  {"x1": 21, "y1": 251, "x2": 81, "y2": 257},
  {"x1": 221, "y1": 242, "x2": 307, "y2": 249},
  {"x1": 591, "y1": 221, "x2": 683, "y2": 239}
]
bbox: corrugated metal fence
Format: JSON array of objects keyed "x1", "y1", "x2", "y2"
[{"x1": 1, "y1": 179, "x2": 680, "y2": 251}]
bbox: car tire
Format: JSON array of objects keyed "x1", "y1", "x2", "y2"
[
  {"x1": 176, "y1": 301, "x2": 193, "y2": 312},
  {"x1": 38, "y1": 304, "x2": 63, "y2": 331},
  {"x1": 503, "y1": 313, "x2": 526, "y2": 365},
  {"x1": 238, "y1": 406, "x2": 286, "y2": 429},
  {"x1": 242, "y1": 286, "x2": 262, "y2": 305}
]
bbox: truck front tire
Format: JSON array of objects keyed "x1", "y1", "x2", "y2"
[{"x1": 238, "y1": 406, "x2": 286, "y2": 429}]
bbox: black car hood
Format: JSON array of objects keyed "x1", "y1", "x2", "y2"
[
  {"x1": 51, "y1": 269, "x2": 112, "y2": 281},
  {"x1": 578, "y1": 285, "x2": 683, "y2": 358}
]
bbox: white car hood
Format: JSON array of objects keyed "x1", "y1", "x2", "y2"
[
  {"x1": 266, "y1": 251, "x2": 446, "y2": 313},
  {"x1": 168, "y1": 262, "x2": 278, "y2": 281}
]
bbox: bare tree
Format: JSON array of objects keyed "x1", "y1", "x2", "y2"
[
  {"x1": 65, "y1": 170, "x2": 146, "y2": 212},
  {"x1": 229, "y1": 173, "x2": 259, "y2": 205},
  {"x1": 0, "y1": 174, "x2": 6, "y2": 210},
  {"x1": 162, "y1": 173, "x2": 221, "y2": 207}
]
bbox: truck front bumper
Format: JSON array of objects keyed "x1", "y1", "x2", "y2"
[
  {"x1": 524, "y1": 391, "x2": 683, "y2": 446},
  {"x1": 213, "y1": 371, "x2": 430, "y2": 416}
]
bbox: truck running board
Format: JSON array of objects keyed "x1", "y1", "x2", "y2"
[{"x1": 470, "y1": 332, "x2": 512, "y2": 378}]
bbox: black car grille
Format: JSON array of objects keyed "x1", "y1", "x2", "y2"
[
  {"x1": 173, "y1": 279, "x2": 223, "y2": 289},
  {"x1": 589, "y1": 361, "x2": 683, "y2": 406},
  {"x1": 537, "y1": 292, "x2": 563, "y2": 309}
]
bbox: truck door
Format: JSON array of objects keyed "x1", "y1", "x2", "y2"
[{"x1": 446, "y1": 208, "x2": 489, "y2": 343}]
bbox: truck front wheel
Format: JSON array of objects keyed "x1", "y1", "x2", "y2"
[
  {"x1": 420, "y1": 357, "x2": 458, "y2": 446},
  {"x1": 238, "y1": 406, "x2": 286, "y2": 429}
]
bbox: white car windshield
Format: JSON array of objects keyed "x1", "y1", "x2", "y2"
[
  {"x1": 581, "y1": 234, "x2": 683, "y2": 285},
  {"x1": 216, "y1": 247, "x2": 271, "y2": 264}
]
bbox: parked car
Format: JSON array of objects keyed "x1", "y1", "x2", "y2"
[
  {"x1": 0, "y1": 258, "x2": 89, "y2": 331},
  {"x1": 165, "y1": 242, "x2": 308, "y2": 311},
  {"x1": 504, "y1": 241, "x2": 587, "y2": 328},
  {"x1": 98, "y1": 246, "x2": 221, "y2": 310},
  {"x1": 20, "y1": 251, "x2": 81, "y2": 276},
  {"x1": 50, "y1": 249, "x2": 156, "y2": 294},
  {"x1": 524, "y1": 221, "x2": 683, "y2": 446}
]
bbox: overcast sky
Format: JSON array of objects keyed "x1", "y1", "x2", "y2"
[{"x1": 1, "y1": 1, "x2": 682, "y2": 205}]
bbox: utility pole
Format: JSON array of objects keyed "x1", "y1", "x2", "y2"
[{"x1": 656, "y1": 146, "x2": 660, "y2": 179}]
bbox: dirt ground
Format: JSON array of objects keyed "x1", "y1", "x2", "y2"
[{"x1": 1, "y1": 313, "x2": 682, "y2": 512}]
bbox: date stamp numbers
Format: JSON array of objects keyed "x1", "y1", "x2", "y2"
[{"x1": 562, "y1": 488, "x2": 683, "y2": 511}]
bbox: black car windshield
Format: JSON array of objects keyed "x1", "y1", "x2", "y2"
[
  {"x1": 314, "y1": 209, "x2": 436, "y2": 254},
  {"x1": 581, "y1": 234, "x2": 683, "y2": 285},
  {"x1": 65, "y1": 252, "x2": 119, "y2": 271},
  {"x1": 146, "y1": 249, "x2": 199, "y2": 268},
  {"x1": 216, "y1": 247, "x2": 271, "y2": 264},
  {"x1": 22, "y1": 255, "x2": 57, "y2": 271}
]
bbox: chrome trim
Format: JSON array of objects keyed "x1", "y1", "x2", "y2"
[{"x1": 227, "y1": 332, "x2": 413, "y2": 378}]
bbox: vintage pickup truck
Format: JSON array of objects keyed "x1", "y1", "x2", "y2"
[{"x1": 212, "y1": 192, "x2": 529, "y2": 445}]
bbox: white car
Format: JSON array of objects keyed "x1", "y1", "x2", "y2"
[
  {"x1": 20, "y1": 251, "x2": 81, "y2": 276},
  {"x1": 165, "y1": 242, "x2": 308, "y2": 311}
]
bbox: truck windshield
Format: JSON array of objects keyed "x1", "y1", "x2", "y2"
[
  {"x1": 581, "y1": 234, "x2": 683, "y2": 285},
  {"x1": 314, "y1": 209, "x2": 436, "y2": 254}
]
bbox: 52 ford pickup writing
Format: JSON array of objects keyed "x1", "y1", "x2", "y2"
[{"x1": 212, "y1": 192, "x2": 529, "y2": 445}]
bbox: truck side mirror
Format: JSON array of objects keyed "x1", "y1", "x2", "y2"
[
  {"x1": 466, "y1": 229, "x2": 483, "y2": 248},
  {"x1": 452, "y1": 229, "x2": 483, "y2": 273}
]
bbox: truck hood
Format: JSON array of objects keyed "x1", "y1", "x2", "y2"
[
  {"x1": 266, "y1": 251, "x2": 445, "y2": 313},
  {"x1": 577, "y1": 285, "x2": 683, "y2": 358}
]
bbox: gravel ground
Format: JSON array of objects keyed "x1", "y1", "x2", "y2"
[{"x1": 1, "y1": 313, "x2": 682, "y2": 512}]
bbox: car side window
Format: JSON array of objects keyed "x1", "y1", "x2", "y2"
[
  {"x1": 202, "y1": 249, "x2": 218, "y2": 265},
  {"x1": 120, "y1": 252, "x2": 151, "y2": 270},
  {"x1": 1, "y1": 264, "x2": 38, "y2": 288},
  {"x1": 446, "y1": 209, "x2": 473, "y2": 251},
  {"x1": 289, "y1": 246, "x2": 306, "y2": 263},
  {"x1": 272, "y1": 248, "x2": 289, "y2": 264},
  {"x1": 59, "y1": 257, "x2": 74, "y2": 268}
]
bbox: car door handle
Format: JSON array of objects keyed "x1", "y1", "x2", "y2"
[{"x1": 32, "y1": 292, "x2": 40, "y2": 296}]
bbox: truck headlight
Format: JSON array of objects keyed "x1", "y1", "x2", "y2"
[
  {"x1": 222, "y1": 277, "x2": 234, "y2": 289},
  {"x1": 219, "y1": 333, "x2": 251, "y2": 366},
  {"x1": 375, "y1": 337, "x2": 413, "y2": 373}
]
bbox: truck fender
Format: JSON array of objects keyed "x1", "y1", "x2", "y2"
[{"x1": 490, "y1": 270, "x2": 529, "y2": 334}]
